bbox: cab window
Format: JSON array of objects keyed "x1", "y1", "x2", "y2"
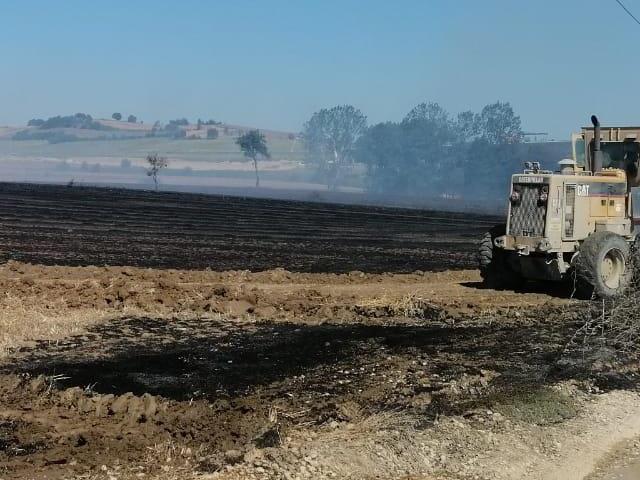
[
  {"x1": 600, "y1": 141, "x2": 639, "y2": 170},
  {"x1": 573, "y1": 136, "x2": 585, "y2": 167}
]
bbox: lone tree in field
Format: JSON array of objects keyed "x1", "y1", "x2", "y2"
[
  {"x1": 128, "y1": 114, "x2": 137, "y2": 123},
  {"x1": 146, "y1": 154, "x2": 168, "y2": 191},
  {"x1": 303, "y1": 105, "x2": 367, "y2": 189},
  {"x1": 236, "y1": 130, "x2": 270, "y2": 187},
  {"x1": 112, "y1": 112, "x2": 122, "y2": 121}
]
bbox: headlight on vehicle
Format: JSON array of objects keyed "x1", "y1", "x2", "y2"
[{"x1": 539, "y1": 185, "x2": 549, "y2": 203}]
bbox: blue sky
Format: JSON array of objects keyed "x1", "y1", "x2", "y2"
[{"x1": 0, "y1": 0, "x2": 638, "y2": 138}]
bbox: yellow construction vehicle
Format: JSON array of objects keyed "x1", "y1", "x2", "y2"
[{"x1": 479, "y1": 115, "x2": 639, "y2": 298}]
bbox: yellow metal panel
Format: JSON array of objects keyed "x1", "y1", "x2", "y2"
[
  {"x1": 608, "y1": 198, "x2": 625, "y2": 217},
  {"x1": 590, "y1": 197, "x2": 608, "y2": 217}
]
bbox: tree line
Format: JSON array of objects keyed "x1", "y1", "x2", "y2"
[
  {"x1": 301, "y1": 101, "x2": 528, "y2": 199},
  {"x1": 27, "y1": 113, "x2": 109, "y2": 130}
]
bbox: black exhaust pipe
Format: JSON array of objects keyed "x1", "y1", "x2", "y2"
[{"x1": 591, "y1": 115, "x2": 603, "y2": 173}]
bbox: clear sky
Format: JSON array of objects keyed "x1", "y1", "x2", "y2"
[{"x1": 0, "y1": 0, "x2": 638, "y2": 138}]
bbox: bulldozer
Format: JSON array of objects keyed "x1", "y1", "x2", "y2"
[{"x1": 479, "y1": 115, "x2": 640, "y2": 298}]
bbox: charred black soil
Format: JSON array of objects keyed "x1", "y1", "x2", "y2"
[{"x1": 0, "y1": 182, "x2": 498, "y2": 272}]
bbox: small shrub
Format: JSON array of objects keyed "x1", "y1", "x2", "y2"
[{"x1": 492, "y1": 388, "x2": 578, "y2": 425}]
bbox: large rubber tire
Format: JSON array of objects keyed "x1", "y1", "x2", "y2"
[
  {"x1": 573, "y1": 231, "x2": 632, "y2": 299},
  {"x1": 478, "y1": 225, "x2": 523, "y2": 290}
]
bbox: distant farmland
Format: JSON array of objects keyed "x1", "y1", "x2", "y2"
[{"x1": 0, "y1": 134, "x2": 305, "y2": 164}]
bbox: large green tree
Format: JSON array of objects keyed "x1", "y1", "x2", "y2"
[
  {"x1": 476, "y1": 101, "x2": 523, "y2": 144},
  {"x1": 302, "y1": 105, "x2": 367, "y2": 189},
  {"x1": 403, "y1": 102, "x2": 451, "y2": 127},
  {"x1": 236, "y1": 130, "x2": 270, "y2": 187}
]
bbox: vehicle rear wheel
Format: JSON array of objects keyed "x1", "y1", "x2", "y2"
[
  {"x1": 478, "y1": 225, "x2": 523, "y2": 290},
  {"x1": 574, "y1": 231, "x2": 632, "y2": 299}
]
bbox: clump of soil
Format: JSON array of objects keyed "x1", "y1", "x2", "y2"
[{"x1": 0, "y1": 260, "x2": 567, "y2": 325}]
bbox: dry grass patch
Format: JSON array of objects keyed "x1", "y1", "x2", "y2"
[
  {"x1": 0, "y1": 293, "x2": 164, "y2": 358},
  {"x1": 355, "y1": 293, "x2": 444, "y2": 319}
]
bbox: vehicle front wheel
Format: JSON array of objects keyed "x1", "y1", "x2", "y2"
[
  {"x1": 573, "y1": 231, "x2": 632, "y2": 299},
  {"x1": 477, "y1": 225, "x2": 523, "y2": 290}
]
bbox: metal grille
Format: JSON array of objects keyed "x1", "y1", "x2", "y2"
[
  {"x1": 564, "y1": 185, "x2": 575, "y2": 237},
  {"x1": 508, "y1": 185, "x2": 546, "y2": 237}
]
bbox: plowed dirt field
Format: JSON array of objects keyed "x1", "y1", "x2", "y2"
[
  {"x1": 0, "y1": 183, "x2": 496, "y2": 272},
  {"x1": 0, "y1": 184, "x2": 637, "y2": 480}
]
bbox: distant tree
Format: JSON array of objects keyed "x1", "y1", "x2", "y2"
[
  {"x1": 236, "y1": 130, "x2": 270, "y2": 187},
  {"x1": 112, "y1": 112, "x2": 122, "y2": 121},
  {"x1": 120, "y1": 158, "x2": 132, "y2": 168},
  {"x1": 476, "y1": 101, "x2": 523, "y2": 145},
  {"x1": 455, "y1": 110, "x2": 480, "y2": 140},
  {"x1": 197, "y1": 119, "x2": 203, "y2": 130},
  {"x1": 127, "y1": 114, "x2": 137, "y2": 123},
  {"x1": 27, "y1": 118, "x2": 45, "y2": 127},
  {"x1": 302, "y1": 105, "x2": 367, "y2": 189},
  {"x1": 403, "y1": 102, "x2": 450, "y2": 126},
  {"x1": 401, "y1": 100, "x2": 460, "y2": 169},
  {"x1": 288, "y1": 133, "x2": 296, "y2": 141},
  {"x1": 206, "y1": 128, "x2": 219, "y2": 140},
  {"x1": 146, "y1": 154, "x2": 168, "y2": 191},
  {"x1": 355, "y1": 122, "x2": 406, "y2": 191}
]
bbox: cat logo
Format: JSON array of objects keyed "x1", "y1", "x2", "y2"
[{"x1": 576, "y1": 184, "x2": 590, "y2": 197}]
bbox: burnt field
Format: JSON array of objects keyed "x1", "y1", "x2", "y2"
[
  {"x1": 0, "y1": 183, "x2": 633, "y2": 480},
  {"x1": 0, "y1": 183, "x2": 498, "y2": 272}
]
